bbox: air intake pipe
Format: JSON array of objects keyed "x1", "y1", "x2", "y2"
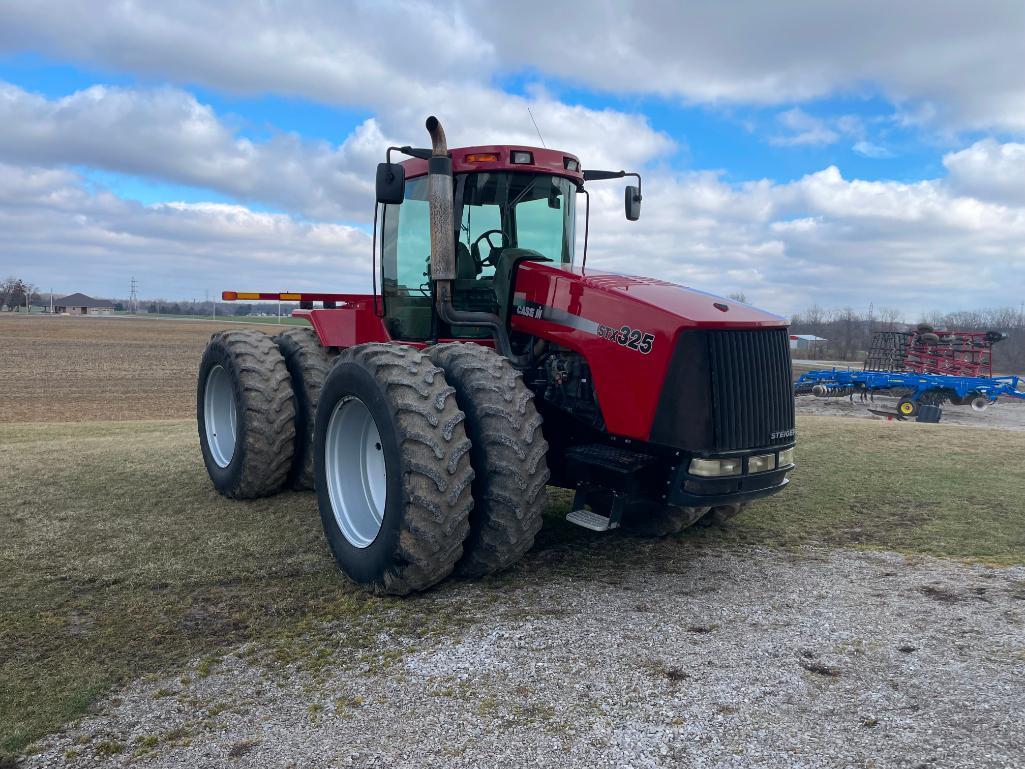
[{"x1": 424, "y1": 116, "x2": 522, "y2": 363}]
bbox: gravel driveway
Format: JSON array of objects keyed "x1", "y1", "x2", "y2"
[
  {"x1": 796, "y1": 394, "x2": 1025, "y2": 432},
  {"x1": 28, "y1": 544, "x2": 1025, "y2": 769}
]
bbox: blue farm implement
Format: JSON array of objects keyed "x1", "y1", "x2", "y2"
[{"x1": 794, "y1": 368, "x2": 1025, "y2": 418}]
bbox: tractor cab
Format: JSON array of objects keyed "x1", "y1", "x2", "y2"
[{"x1": 378, "y1": 146, "x2": 582, "y2": 340}]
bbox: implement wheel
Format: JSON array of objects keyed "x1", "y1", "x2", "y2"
[
  {"x1": 197, "y1": 330, "x2": 295, "y2": 499},
  {"x1": 275, "y1": 327, "x2": 338, "y2": 490},
  {"x1": 897, "y1": 398, "x2": 919, "y2": 417},
  {"x1": 314, "y1": 344, "x2": 474, "y2": 594},
  {"x1": 428, "y1": 343, "x2": 550, "y2": 577}
]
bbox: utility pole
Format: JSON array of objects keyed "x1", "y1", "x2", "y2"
[{"x1": 129, "y1": 276, "x2": 139, "y2": 314}]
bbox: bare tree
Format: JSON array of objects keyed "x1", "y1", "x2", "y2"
[
  {"x1": 0, "y1": 276, "x2": 18, "y2": 310},
  {"x1": 877, "y1": 307, "x2": 903, "y2": 330},
  {"x1": 21, "y1": 281, "x2": 39, "y2": 312}
]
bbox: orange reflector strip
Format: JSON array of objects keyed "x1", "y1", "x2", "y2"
[
  {"x1": 235, "y1": 292, "x2": 260, "y2": 300},
  {"x1": 465, "y1": 152, "x2": 499, "y2": 163},
  {"x1": 221, "y1": 291, "x2": 238, "y2": 300},
  {"x1": 279, "y1": 293, "x2": 301, "y2": 300}
]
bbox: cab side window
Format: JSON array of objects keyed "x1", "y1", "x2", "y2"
[{"x1": 383, "y1": 177, "x2": 431, "y2": 293}]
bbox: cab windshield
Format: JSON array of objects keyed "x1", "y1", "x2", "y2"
[{"x1": 456, "y1": 172, "x2": 576, "y2": 274}]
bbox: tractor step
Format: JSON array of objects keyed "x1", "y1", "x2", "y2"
[
  {"x1": 564, "y1": 443, "x2": 659, "y2": 495},
  {"x1": 566, "y1": 509, "x2": 618, "y2": 532}
]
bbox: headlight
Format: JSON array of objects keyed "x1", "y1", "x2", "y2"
[
  {"x1": 689, "y1": 457, "x2": 742, "y2": 477},
  {"x1": 748, "y1": 453, "x2": 775, "y2": 473},
  {"x1": 778, "y1": 447, "x2": 795, "y2": 467}
]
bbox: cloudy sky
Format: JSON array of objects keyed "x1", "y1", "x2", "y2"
[{"x1": 1, "y1": 1, "x2": 1023, "y2": 317}]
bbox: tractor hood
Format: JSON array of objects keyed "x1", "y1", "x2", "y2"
[
  {"x1": 510, "y1": 261, "x2": 786, "y2": 333},
  {"x1": 565, "y1": 266, "x2": 785, "y2": 327}
]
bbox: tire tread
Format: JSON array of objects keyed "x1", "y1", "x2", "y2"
[
  {"x1": 275, "y1": 327, "x2": 337, "y2": 489},
  {"x1": 428, "y1": 343, "x2": 550, "y2": 577},
  {"x1": 199, "y1": 329, "x2": 295, "y2": 499}
]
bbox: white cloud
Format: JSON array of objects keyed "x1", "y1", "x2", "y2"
[
  {"x1": 2, "y1": 1, "x2": 1023, "y2": 132},
  {"x1": 4, "y1": 152, "x2": 1023, "y2": 315},
  {"x1": 0, "y1": 82, "x2": 388, "y2": 221},
  {"x1": 580, "y1": 162, "x2": 1025, "y2": 316},
  {"x1": 0, "y1": 81, "x2": 673, "y2": 221},
  {"x1": 0, "y1": 3, "x2": 1022, "y2": 315},
  {"x1": 943, "y1": 139, "x2": 1025, "y2": 206},
  {"x1": 852, "y1": 140, "x2": 894, "y2": 159},
  {"x1": 0, "y1": 164, "x2": 371, "y2": 298}
]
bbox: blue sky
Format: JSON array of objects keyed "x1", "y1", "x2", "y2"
[{"x1": 0, "y1": 2, "x2": 1022, "y2": 316}]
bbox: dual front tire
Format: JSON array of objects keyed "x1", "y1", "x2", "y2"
[
  {"x1": 313, "y1": 344, "x2": 475, "y2": 594},
  {"x1": 619, "y1": 501, "x2": 746, "y2": 536},
  {"x1": 313, "y1": 343, "x2": 549, "y2": 594}
]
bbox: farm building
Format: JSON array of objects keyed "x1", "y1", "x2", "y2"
[
  {"x1": 789, "y1": 334, "x2": 827, "y2": 353},
  {"x1": 54, "y1": 293, "x2": 116, "y2": 315}
]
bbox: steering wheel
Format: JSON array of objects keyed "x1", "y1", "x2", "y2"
[{"x1": 470, "y1": 229, "x2": 510, "y2": 269}]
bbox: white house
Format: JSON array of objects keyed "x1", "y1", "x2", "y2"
[{"x1": 789, "y1": 334, "x2": 827, "y2": 352}]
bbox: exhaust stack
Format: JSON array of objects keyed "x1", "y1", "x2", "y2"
[
  {"x1": 423, "y1": 115, "x2": 522, "y2": 362},
  {"x1": 425, "y1": 116, "x2": 456, "y2": 282}
]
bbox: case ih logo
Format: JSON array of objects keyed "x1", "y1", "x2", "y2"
[{"x1": 514, "y1": 302, "x2": 544, "y2": 320}]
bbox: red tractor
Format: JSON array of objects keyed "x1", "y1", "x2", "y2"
[{"x1": 198, "y1": 117, "x2": 796, "y2": 594}]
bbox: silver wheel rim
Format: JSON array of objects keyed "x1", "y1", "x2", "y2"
[
  {"x1": 325, "y1": 397, "x2": 387, "y2": 548},
  {"x1": 204, "y1": 364, "x2": 237, "y2": 468}
]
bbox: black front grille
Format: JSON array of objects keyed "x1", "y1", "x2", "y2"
[{"x1": 708, "y1": 328, "x2": 795, "y2": 451}]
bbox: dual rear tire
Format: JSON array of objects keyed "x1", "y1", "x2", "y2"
[
  {"x1": 197, "y1": 330, "x2": 295, "y2": 499},
  {"x1": 275, "y1": 328, "x2": 337, "y2": 490}
]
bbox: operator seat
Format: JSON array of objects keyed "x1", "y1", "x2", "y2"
[
  {"x1": 450, "y1": 240, "x2": 495, "y2": 333},
  {"x1": 454, "y1": 242, "x2": 479, "y2": 279}
]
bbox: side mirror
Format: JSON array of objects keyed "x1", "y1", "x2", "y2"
[
  {"x1": 376, "y1": 162, "x2": 405, "y2": 204},
  {"x1": 625, "y1": 185, "x2": 641, "y2": 221}
]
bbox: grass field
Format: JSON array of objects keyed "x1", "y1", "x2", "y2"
[{"x1": 2, "y1": 314, "x2": 1024, "y2": 758}]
